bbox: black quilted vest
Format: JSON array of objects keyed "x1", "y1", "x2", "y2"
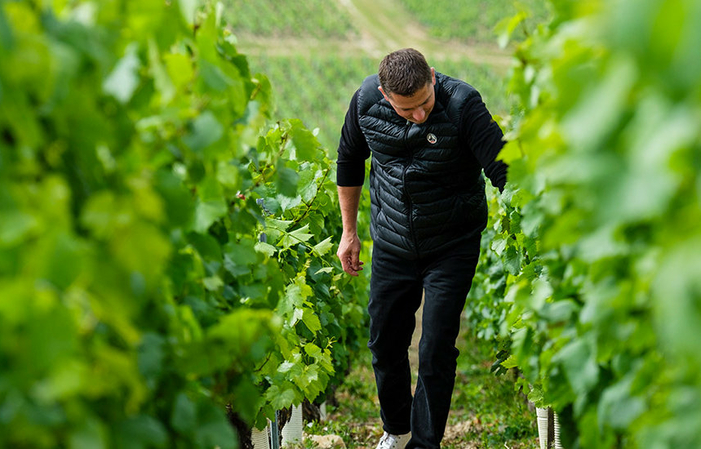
[{"x1": 357, "y1": 72, "x2": 488, "y2": 259}]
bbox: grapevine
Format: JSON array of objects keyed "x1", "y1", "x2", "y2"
[
  {"x1": 0, "y1": 1, "x2": 369, "y2": 447},
  {"x1": 466, "y1": 0, "x2": 701, "y2": 447}
]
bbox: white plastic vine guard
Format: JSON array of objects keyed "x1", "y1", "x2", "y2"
[
  {"x1": 281, "y1": 404, "x2": 304, "y2": 446},
  {"x1": 252, "y1": 402, "x2": 328, "y2": 448},
  {"x1": 536, "y1": 407, "x2": 563, "y2": 449},
  {"x1": 251, "y1": 422, "x2": 271, "y2": 449}
]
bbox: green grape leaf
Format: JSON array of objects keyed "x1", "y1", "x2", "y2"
[
  {"x1": 553, "y1": 339, "x2": 600, "y2": 395},
  {"x1": 147, "y1": 39, "x2": 175, "y2": 104},
  {"x1": 164, "y1": 52, "x2": 193, "y2": 91},
  {"x1": 203, "y1": 276, "x2": 223, "y2": 291},
  {"x1": 103, "y1": 43, "x2": 141, "y2": 104},
  {"x1": 194, "y1": 402, "x2": 237, "y2": 449},
  {"x1": 302, "y1": 308, "x2": 322, "y2": 333},
  {"x1": 114, "y1": 416, "x2": 168, "y2": 449},
  {"x1": 491, "y1": 233, "x2": 508, "y2": 256},
  {"x1": 298, "y1": 169, "x2": 319, "y2": 203},
  {"x1": 279, "y1": 224, "x2": 313, "y2": 250},
  {"x1": 193, "y1": 199, "x2": 227, "y2": 233},
  {"x1": 312, "y1": 236, "x2": 334, "y2": 257},
  {"x1": 266, "y1": 384, "x2": 296, "y2": 411},
  {"x1": 177, "y1": 0, "x2": 197, "y2": 26},
  {"x1": 275, "y1": 164, "x2": 299, "y2": 198},
  {"x1": 183, "y1": 111, "x2": 224, "y2": 152},
  {"x1": 254, "y1": 241, "x2": 277, "y2": 257},
  {"x1": 303, "y1": 343, "x2": 323, "y2": 360},
  {"x1": 598, "y1": 375, "x2": 646, "y2": 430},
  {"x1": 290, "y1": 120, "x2": 322, "y2": 161},
  {"x1": 69, "y1": 416, "x2": 108, "y2": 449},
  {"x1": 495, "y1": 11, "x2": 528, "y2": 49},
  {"x1": 504, "y1": 244, "x2": 521, "y2": 276},
  {"x1": 171, "y1": 393, "x2": 197, "y2": 433},
  {"x1": 199, "y1": 60, "x2": 233, "y2": 92}
]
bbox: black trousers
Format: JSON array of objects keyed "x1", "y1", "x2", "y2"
[{"x1": 368, "y1": 238, "x2": 481, "y2": 449}]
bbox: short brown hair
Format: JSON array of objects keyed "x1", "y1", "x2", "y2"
[{"x1": 378, "y1": 48, "x2": 432, "y2": 97}]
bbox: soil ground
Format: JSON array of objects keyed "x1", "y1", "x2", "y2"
[{"x1": 309, "y1": 306, "x2": 539, "y2": 448}]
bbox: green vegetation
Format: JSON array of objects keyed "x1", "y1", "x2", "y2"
[
  {"x1": 7, "y1": 0, "x2": 697, "y2": 448},
  {"x1": 445, "y1": 331, "x2": 537, "y2": 448},
  {"x1": 0, "y1": 1, "x2": 369, "y2": 447},
  {"x1": 466, "y1": 0, "x2": 701, "y2": 447},
  {"x1": 247, "y1": 54, "x2": 377, "y2": 154},
  {"x1": 434, "y1": 58, "x2": 511, "y2": 114},
  {"x1": 398, "y1": 0, "x2": 549, "y2": 43},
  {"x1": 0, "y1": 0, "x2": 517, "y2": 445},
  {"x1": 221, "y1": 0, "x2": 358, "y2": 39}
]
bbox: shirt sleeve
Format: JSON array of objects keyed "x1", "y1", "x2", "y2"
[
  {"x1": 460, "y1": 92, "x2": 508, "y2": 192},
  {"x1": 336, "y1": 90, "x2": 371, "y2": 187}
]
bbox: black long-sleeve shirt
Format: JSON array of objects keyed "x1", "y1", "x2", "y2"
[{"x1": 336, "y1": 90, "x2": 508, "y2": 190}]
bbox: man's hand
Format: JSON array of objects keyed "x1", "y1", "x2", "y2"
[{"x1": 337, "y1": 232, "x2": 364, "y2": 276}]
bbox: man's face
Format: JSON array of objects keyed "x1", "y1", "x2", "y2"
[{"x1": 379, "y1": 68, "x2": 436, "y2": 124}]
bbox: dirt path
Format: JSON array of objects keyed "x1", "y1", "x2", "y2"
[{"x1": 325, "y1": 310, "x2": 539, "y2": 449}]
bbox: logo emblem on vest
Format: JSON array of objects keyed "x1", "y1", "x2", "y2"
[{"x1": 426, "y1": 133, "x2": 437, "y2": 144}]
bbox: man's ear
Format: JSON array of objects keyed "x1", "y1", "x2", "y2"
[
  {"x1": 378, "y1": 86, "x2": 390, "y2": 102},
  {"x1": 431, "y1": 67, "x2": 436, "y2": 85}
]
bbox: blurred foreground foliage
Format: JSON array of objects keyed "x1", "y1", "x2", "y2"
[
  {"x1": 0, "y1": 1, "x2": 369, "y2": 447},
  {"x1": 467, "y1": 0, "x2": 701, "y2": 447}
]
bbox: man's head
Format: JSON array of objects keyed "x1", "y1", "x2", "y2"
[{"x1": 378, "y1": 48, "x2": 436, "y2": 124}]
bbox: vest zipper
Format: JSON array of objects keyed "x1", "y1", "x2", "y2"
[{"x1": 401, "y1": 120, "x2": 419, "y2": 256}]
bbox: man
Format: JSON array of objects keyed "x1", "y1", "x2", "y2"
[{"x1": 336, "y1": 48, "x2": 507, "y2": 449}]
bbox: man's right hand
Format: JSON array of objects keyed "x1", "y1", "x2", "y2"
[{"x1": 337, "y1": 232, "x2": 364, "y2": 276}]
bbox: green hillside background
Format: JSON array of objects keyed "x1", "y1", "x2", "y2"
[{"x1": 221, "y1": 0, "x2": 547, "y2": 153}]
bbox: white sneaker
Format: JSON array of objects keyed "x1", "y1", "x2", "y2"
[{"x1": 376, "y1": 431, "x2": 411, "y2": 449}]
